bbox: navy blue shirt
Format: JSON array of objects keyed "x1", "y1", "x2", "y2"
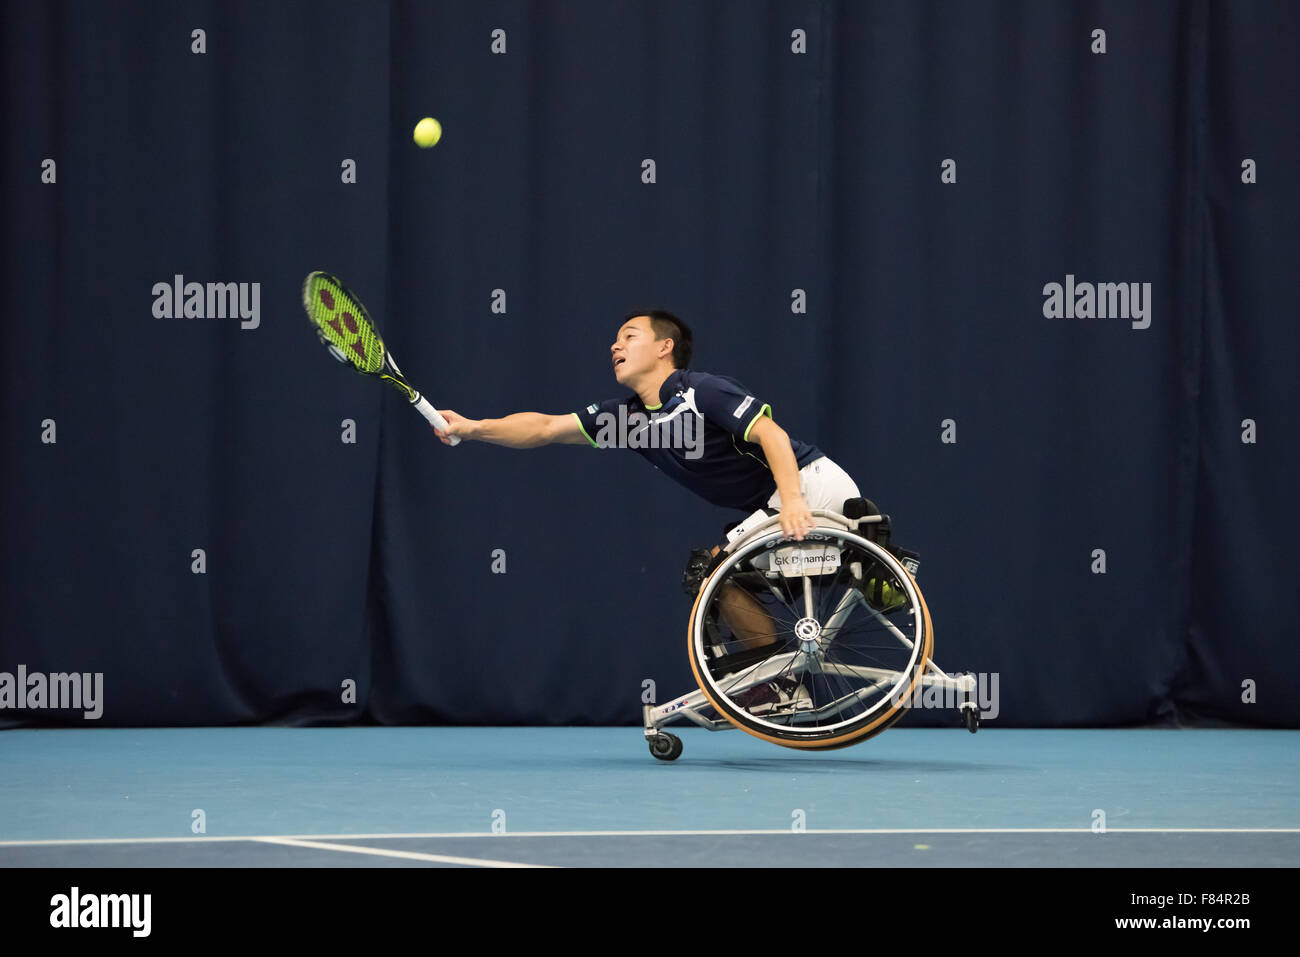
[{"x1": 573, "y1": 369, "x2": 823, "y2": 511}]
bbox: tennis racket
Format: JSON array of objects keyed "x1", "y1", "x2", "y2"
[{"x1": 301, "y1": 271, "x2": 459, "y2": 445}]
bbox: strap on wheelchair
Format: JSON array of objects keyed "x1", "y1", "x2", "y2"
[{"x1": 844, "y1": 497, "x2": 921, "y2": 577}]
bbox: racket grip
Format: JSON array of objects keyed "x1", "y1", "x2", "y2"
[{"x1": 412, "y1": 394, "x2": 461, "y2": 446}]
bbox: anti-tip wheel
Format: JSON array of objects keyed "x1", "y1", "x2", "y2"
[
  {"x1": 961, "y1": 705, "x2": 980, "y2": 733},
  {"x1": 648, "y1": 733, "x2": 683, "y2": 761}
]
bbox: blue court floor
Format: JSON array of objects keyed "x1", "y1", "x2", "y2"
[{"x1": 1, "y1": 727, "x2": 1296, "y2": 867}]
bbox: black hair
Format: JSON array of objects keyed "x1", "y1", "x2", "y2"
[{"x1": 624, "y1": 309, "x2": 693, "y2": 369}]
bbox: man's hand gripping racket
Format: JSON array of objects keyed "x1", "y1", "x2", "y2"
[{"x1": 301, "y1": 271, "x2": 460, "y2": 445}]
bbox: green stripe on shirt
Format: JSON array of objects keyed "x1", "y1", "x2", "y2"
[
  {"x1": 742, "y1": 403, "x2": 773, "y2": 443},
  {"x1": 573, "y1": 412, "x2": 599, "y2": 448}
]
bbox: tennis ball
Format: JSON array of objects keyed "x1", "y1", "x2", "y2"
[{"x1": 413, "y1": 117, "x2": 442, "y2": 148}]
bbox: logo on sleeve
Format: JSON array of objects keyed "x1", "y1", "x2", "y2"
[
  {"x1": 732, "y1": 396, "x2": 755, "y2": 419},
  {"x1": 586, "y1": 403, "x2": 598, "y2": 414}
]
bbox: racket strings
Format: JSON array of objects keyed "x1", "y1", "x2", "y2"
[{"x1": 304, "y1": 274, "x2": 386, "y2": 375}]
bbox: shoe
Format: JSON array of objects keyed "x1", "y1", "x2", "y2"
[{"x1": 733, "y1": 676, "x2": 814, "y2": 715}]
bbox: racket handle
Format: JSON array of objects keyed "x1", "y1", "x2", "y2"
[{"x1": 412, "y1": 394, "x2": 461, "y2": 446}]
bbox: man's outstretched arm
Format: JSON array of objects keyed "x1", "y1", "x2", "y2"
[{"x1": 431, "y1": 410, "x2": 590, "y2": 448}]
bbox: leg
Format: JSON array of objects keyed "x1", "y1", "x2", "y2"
[{"x1": 713, "y1": 546, "x2": 780, "y2": 650}]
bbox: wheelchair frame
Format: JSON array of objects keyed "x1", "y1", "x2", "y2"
[{"x1": 643, "y1": 506, "x2": 980, "y2": 760}]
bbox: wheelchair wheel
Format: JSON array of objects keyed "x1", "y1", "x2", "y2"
[
  {"x1": 648, "y1": 733, "x2": 683, "y2": 761},
  {"x1": 687, "y1": 526, "x2": 932, "y2": 750}
]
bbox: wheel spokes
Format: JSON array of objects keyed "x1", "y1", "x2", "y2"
[{"x1": 696, "y1": 533, "x2": 925, "y2": 736}]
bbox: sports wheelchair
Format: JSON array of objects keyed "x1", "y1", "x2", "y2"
[{"x1": 644, "y1": 498, "x2": 979, "y2": 760}]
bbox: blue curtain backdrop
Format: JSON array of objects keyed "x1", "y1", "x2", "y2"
[{"x1": 2, "y1": 0, "x2": 1296, "y2": 729}]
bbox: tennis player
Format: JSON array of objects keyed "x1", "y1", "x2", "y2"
[
  {"x1": 430, "y1": 310, "x2": 864, "y2": 544},
  {"x1": 431, "y1": 310, "x2": 877, "y2": 716}
]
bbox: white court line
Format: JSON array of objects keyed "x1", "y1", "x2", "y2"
[
  {"x1": 2, "y1": 827, "x2": 1300, "y2": 847},
  {"x1": 253, "y1": 837, "x2": 551, "y2": 868}
]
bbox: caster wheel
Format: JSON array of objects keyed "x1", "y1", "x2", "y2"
[
  {"x1": 648, "y1": 733, "x2": 683, "y2": 761},
  {"x1": 961, "y1": 706, "x2": 980, "y2": 734}
]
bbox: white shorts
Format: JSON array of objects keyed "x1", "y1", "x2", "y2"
[
  {"x1": 766, "y1": 456, "x2": 861, "y2": 512},
  {"x1": 727, "y1": 456, "x2": 862, "y2": 545}
]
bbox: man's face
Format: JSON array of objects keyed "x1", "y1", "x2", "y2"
[{"x1": 610, "y1": 315, "x2": 670, "y2": 384}]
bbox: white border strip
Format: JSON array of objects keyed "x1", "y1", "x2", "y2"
[{"x1": 2, "y1": 827, "x2": 1300, "y2": 847}]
